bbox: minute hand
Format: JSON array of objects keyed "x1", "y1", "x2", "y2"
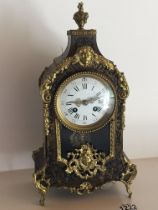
[{"x1": 66, "y1": 95, "x2": 101, "y2": 107}]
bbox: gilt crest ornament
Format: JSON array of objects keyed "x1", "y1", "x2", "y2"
[{"x1": 66, "y1": 144, "x2": 106, "y2": 179}]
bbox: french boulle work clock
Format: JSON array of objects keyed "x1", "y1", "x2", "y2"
[{"x1": 33, "y1": 2, "x2": 137, "y2": 206}]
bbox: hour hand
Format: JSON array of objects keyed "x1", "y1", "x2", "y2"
[{"x1": 66, "y1": 98, "x2": 82, "y2": 107}]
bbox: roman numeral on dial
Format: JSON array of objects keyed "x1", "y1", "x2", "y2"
[
  {"x1": 68, "y1": 108, "x2": 74, "y2": 114},
  {"x1": 96, "y1": 91, "x2": 101, "y2": 96},
  {"x1": 97, "y1": 107, "x2": 102, "y2": 112},
  {"x1": 82, "y1": 77, "x2": 87, "y2": 82},
  {"x1": 83, "y1": 115, "x2": 87, "y2": 120},
  {"x1": 74, "y1": 113, "x2": 80, "y2": 119},
  {"x1": 91, "y1": 86, "x2": 95, "y2": 91},
  {"x1": 74, "y1": 86, "x2": 79, "y2": 92},
  {"x1": 93, "y1": 106, "x2": 102, "y2": 112},
  {"x1": 82, "y1": 83, "x2": 87, "y2": 89},
  {"x1": 66, "y1": 102, "x2": 72, "y2": 105}
]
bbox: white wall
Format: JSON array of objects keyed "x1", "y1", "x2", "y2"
[{"x1": 0, "y1": 0, "x2": 158, "y2": 172}]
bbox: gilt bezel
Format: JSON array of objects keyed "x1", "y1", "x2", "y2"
[{"x1": 54, "y1": 71, "x2": 117, "y2": 133}]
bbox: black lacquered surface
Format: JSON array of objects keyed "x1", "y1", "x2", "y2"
[{"x1": 60, "y1": 123, "x2": 110, "y2": 159}]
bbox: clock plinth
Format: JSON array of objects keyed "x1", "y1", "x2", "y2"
[{"x1": 32, "y1": 2, "x2": 137, "y2": 206}]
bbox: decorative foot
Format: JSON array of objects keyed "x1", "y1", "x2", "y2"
[
  {"x1": 121, "y1": 153, "x2": 137, "y2": 198},
  {"x1": 122, "y1": 181, "x2": 132, "y2": 198},
  {"x1": 33, "y1": 166, "x2": 51, "y2": 206},
  {"x1": 39, "y1": 192, "x2": 46, "y2": 206}
]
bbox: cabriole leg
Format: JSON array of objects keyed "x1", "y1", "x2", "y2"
[
  {"x1": 121, "y1": 153, "x2": 137, "y2": 198},
  {"x1": 39, "y1": 191, "x2": 46, "y2": 206},
  {"x1": 122, "y1": 181, "x2": 132, "y2": 198},
  {"x1": 33, "y1": 166, "x2": 50, "y2": 206}
]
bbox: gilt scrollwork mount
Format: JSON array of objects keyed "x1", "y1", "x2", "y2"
[{"x1": 65, "y1": 144, "x2": 106, "y2": 180}]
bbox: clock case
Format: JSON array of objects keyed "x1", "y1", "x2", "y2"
[{"x1": 32, "y1": 3, "x2": 137, "y2": 206}]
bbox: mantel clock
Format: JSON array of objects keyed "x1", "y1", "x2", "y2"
[{"x1": 33, "y1": 2, "x2": 137, "y2": 206}]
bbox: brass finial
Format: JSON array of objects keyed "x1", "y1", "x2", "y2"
[{"x1": 73, "y1": 2, "x2": 89, "y2": 30}]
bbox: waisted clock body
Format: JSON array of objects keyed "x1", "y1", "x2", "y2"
[{"x1": 32, "y1": 3, "x2": 137, "y2": 206}]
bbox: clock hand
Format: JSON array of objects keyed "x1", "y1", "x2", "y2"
[
  {"x1": 66, "y1": 98, "x2": 92, "y2": 106},
  {"x1": 66, "y1": 95, "x2": 102, "y2": 107},
  {"x1": 66, "y1": 98, "x2": 82, "y2": 107},
  {"x1": 88, "y1": 96, "x2": 100, "y2": 103},
  {"x1": 83, "y1": 95, "x2": 101, "y2": 105}
]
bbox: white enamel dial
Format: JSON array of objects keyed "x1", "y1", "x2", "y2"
[{"x1": 55, "y1": 73, "x2": 116, "y2": 131}]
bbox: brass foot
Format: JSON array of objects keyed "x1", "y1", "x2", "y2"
[
  {"x1": 123, "y1": 181, "x2": 132, "y2": 198},
  {"x1": 39, "y1": 193, "x2": 45, "y2": 206},
  {"x1": 33, "y1": 166, "x2": 51, "y2": 207},
  {"x1": 120, "y1": 153, "x2": 137, "y2": 198}
]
